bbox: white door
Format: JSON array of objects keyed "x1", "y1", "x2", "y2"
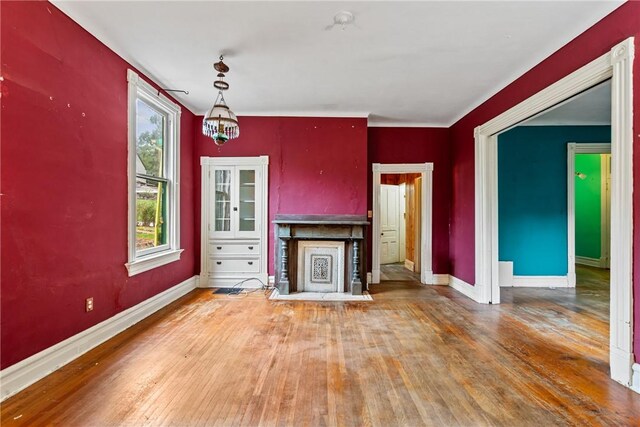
[
  {"x1": 209, "y1": 166, "x2": 262, "y2": 239},
  {"x1": 235, "y1": 167, "x2": 261, "y2": 239},
  {"x1": 380, "y1": 184, "x2": 400, "y2": 264},
  {"x1": 210, "y1": 166, "x2": 234, "y2": 238}
]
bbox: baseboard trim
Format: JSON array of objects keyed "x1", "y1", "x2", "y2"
[
  {"x1": 0, "y1": 275, "x2": 198, "y2": 402},
  {"x1": 449, "y1": 275, "x2": 480, "y2": 301},
  {"x1": 404, "y1": 259, "x2": 415, "y2": 272},
  {"x1": 431, "y1": 274, "x2": 450, "y2": 285},
  {"x1": 631, "y1": 363, "x2": 640, "y2": 394},
  {"x1": 372, "y1": 269, "x2": 380, "y2": 284},
  {"x1": 575, "y1": 256, "x2": 602, "y2": 268},
  {"x1": 511, "y1": 275, "x2": 570, "y2": 288},
  {"x1": 199, "y1": 274, "x2": 269, "y2": 288},
  {"x1": 610, "y1": 345, "x2": 634, "y2": 387}
]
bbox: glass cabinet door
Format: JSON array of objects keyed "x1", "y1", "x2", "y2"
[
  {"x1": 237, "y1": 168, "x2": 256, "y2": 233},
  {"x1": 212, "y1": 168, "x2": 232, "y2": 235}
]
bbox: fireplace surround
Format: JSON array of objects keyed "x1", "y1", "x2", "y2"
[{"x1": 273, "y1": 215, "x2": 369, "y2": 295}]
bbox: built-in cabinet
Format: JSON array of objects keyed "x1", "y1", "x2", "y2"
[{"x1": 200, "y1": 156, "x2": 268, "y2": 287}]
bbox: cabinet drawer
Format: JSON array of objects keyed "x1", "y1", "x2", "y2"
[
  {"x1": 209, "y1": 258, "x2": 260, "y2": 273},
  {"x1": 210, "y1": 242, "x2": 259, "y2": 256}
]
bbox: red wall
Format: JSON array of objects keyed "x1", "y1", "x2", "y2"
[
  {"x1": 448, "y1": 2, "x2": 640, "y2": 355},
  {"x1": 1, "y1": 1, "x2": 196, "y2": 369},
  {"x1": 367, "y1": 127, "x2": 451, "y2": 274},
  {"x1": 194, "y1": 116, "x2": 368, "y2": 275}
]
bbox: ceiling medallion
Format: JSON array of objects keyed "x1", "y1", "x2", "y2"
[
  {"x1": 325, "y1": 11, "x2": 355, "y2": 31},
  {"x1": 203, "y1": 56, "x2": 239, "y2": 146}
]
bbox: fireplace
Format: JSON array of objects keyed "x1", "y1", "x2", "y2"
[{"x1": 274, "y1": 214, "x2": 368, "y2": 295}]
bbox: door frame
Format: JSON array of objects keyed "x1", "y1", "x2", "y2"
[
  {"x1": 567, "y1": 142, "x2": 611, "y2": 286},
  {"x1": 474, "y1": 38, "x2": 634, "y2": 386},
  {"x1": 398, "y1": 182, "x2": 407, "y2": 263},
  {"x1": 371, "y1": 163, "x2": 434, "y2": 284}
]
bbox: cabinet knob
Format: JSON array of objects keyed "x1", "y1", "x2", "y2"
[
  {"x1": 233, "y1": 207, "x2": 238, "y2": 211},
  {"x1": 248, "y1": 261, "x2": 253, "y2": 265},
  {"x1": 248, "y1": 246, "x2": 254, "y2": 250},
  {"x1": 216, "y1": 246, "x2": 222, "y2": 250},
  {"x1": 216, "y1": 261, "x2": 222, "y2": 265}
]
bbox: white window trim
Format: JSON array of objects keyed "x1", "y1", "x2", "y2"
[{"x1": 125, "y1": 69, "x2": 182, "y2": 276}]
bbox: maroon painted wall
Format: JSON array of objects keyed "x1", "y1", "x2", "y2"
[
  {"x1": 194, "y1": 116, "x2": 368, "y2": 275},
  {"x1": 367, "y1": 127, "x2": 451, "y2": 274},
  {"x1": 1, "y1": 1, "x2": 196, "y2": 369},
  {"x1": 448, "y1": 2, "x2": 640, "y2": 356}
]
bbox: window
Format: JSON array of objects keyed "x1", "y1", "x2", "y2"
[{"x1": 126, "y1": 70, "x2": 182, "y2": 276}]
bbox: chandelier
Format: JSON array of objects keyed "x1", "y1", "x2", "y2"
[{"x1": 203, "y1": 56, "x2": 239, "y2": 145}]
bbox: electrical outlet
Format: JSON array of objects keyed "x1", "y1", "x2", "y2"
[{"x1": 85, "y1": 297, "x2": 94, "y2": 312}]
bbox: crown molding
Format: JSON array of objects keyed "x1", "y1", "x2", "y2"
[
  {"x1": 230, "y1": 111, "x2": 371, "y2": 119},
  {"x1": 367, "y1": 121, "x2": 448, "y2": 128}
]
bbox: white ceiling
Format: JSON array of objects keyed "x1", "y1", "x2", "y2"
[
  {"x1": 52, "y1": 1, "x2": 624, "y2": 127},
  {"x1": 524, "y1": 79, "x2": 611, "y2": 126}
]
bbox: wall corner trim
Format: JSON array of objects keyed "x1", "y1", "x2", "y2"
[
  {"x1": 449, "y1": 275, "x2": 481, "y2": 302},
  {"x1": 0, "y1": 276, "x2": 198, "y2": 402}
]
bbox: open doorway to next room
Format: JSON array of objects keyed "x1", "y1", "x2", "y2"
[
  {"x1": 496, "y1": 79, "x2": 612, "y2": 371},
  {"x1": 379, "y1": 173, "x2": 421, "y2": 282}
]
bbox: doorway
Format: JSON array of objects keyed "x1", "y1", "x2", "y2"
[
  {"x1": 568, "y1": 143, "x2": 611, "y2": 286},
  {"x1": 474, "y1": 38, "x2": 633, "y2": 386},
  {"x1": 371, "y1": 163, "x2": 433, "y2": 284},
  {"x1": 380, "y1": 173, "x2": 422, "y2": 282}
]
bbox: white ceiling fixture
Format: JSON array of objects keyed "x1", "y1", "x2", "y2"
[
  {"x1": 52, "y1": 1, "x2": 624, "y2": 127},
  {"x1": 325, "y1": 11, "x2": 356, "y2": 31}
]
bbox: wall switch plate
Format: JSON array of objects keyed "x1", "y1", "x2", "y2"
[{"x1": 86, "y1": 297, "x2": 94, "y2": 312}]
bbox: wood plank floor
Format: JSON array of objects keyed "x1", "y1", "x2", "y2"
[
  {"x1": 3, "y1": 269, "x2": 640, "y2": 426},
  {"x1": 380, "y1": 262, "x2": 421, "y2": 281}
]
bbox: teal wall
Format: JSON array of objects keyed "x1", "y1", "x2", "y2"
[
  {"x1": 497, "y1": 126, "x2": 610, "y2": 276},
  {"x1": 575, "y1": 154, "x2": 602, "y2": 259}
]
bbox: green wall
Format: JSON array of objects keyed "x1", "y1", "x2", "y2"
[{"x1": 575, "y1": 154, "x2": 602, "y2": 259}]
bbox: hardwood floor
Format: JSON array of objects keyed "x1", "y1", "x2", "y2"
[
  {"x1": 380, "y1": 262, "x2": 421, "y2": 281},
  {"x1": 3, "y1": 271, "x2": 639, "y2": 426}
]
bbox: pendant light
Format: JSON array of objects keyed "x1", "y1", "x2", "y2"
[{"x1": 203, "y1": 56, "x2": 239, "y2": 145}]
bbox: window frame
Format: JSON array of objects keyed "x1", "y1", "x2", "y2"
[{"x1": 126, "y1": 69, "x2": 182, "y2": 276}]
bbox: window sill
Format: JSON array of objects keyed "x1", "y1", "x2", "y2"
[{"x1": 125, "y1": 249, "x2": 184, "y2": 276}]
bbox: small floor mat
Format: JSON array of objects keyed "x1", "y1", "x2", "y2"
[{"x1": 213, "y1": 288, "x2": 243, "y2": 295}]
